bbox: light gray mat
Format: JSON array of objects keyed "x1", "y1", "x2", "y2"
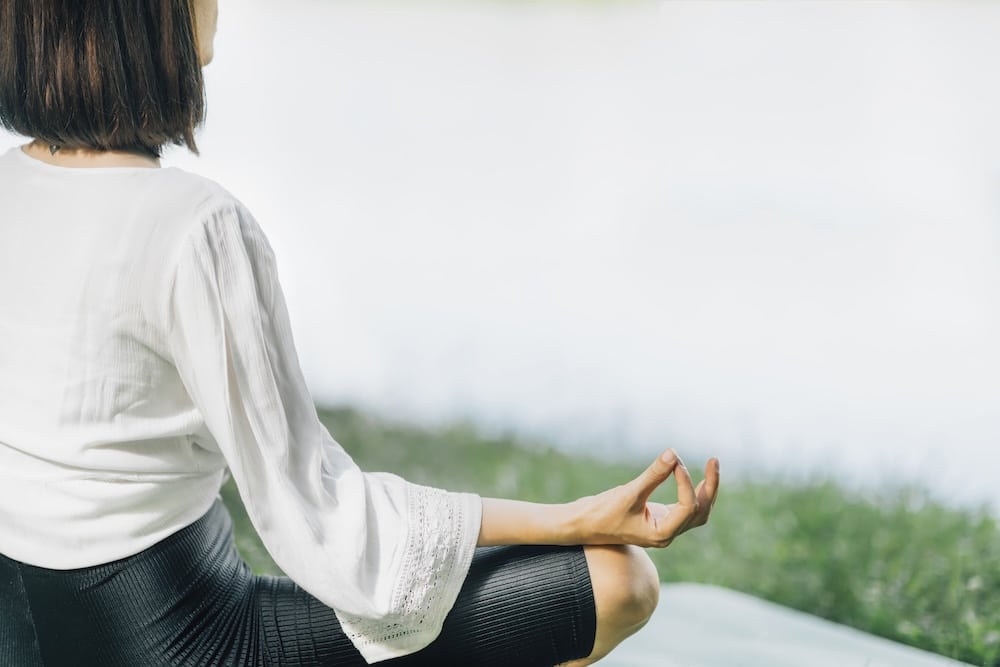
[{"x1": 602, "y1": 584, "x2": 973, "y2": 667}]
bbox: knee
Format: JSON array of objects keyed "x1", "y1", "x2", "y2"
[{"x1": 585, "y1": 545, "x2": 660, "y2": 632}]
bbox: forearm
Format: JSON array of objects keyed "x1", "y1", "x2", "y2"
[
  {"x1": 477, "y1": 497, "x2": 583, "y2": 547},
  {"x1": 475, "y1": 450, "x2": 718, "y2": 549}
]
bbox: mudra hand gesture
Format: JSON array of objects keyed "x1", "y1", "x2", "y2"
[
  {"x1": 478, "y1": 449, "x2": 720, "y2": 548},
  {"x1": 571, "y1": 449, "x2": 720, "y2": 548}
]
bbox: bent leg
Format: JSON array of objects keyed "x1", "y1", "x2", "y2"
[
  {"x1": 257, "y1": 544, "x2": 598, "y2": 666},
  {"x1": 558, "y1": 545, "x2": 661, "y2": 666}
]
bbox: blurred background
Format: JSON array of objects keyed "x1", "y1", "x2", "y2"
[
  {"x1": 161, "y1": 0, "x2": 1000, "y2": 511},
  {"x1": 4, "y1": 1, "x2": 997, "y2": 661}
]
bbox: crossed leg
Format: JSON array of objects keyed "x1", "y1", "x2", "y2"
[{"x1": 558, "y1": 544, "x2": 661, "y2": 666}]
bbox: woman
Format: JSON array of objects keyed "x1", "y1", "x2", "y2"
[{"x1": 0, "y1": 1, "x2": 720, "y2": 665}]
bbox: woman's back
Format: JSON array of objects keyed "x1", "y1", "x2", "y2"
[{"x1": 0, "y1": 146, "x2": 238, "y2": 568}]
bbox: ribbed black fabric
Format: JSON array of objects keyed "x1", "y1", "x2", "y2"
[
  {"x1": 0, "y1": 548, "x2": 43, "y2": 667},
  {"x1": 0, "y1": 499, "x2": 596, "y2": 666}
]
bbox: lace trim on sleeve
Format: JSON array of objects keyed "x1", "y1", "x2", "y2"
[{"x1": 333, "y1": 484, "x2": 481, "y2": 662}]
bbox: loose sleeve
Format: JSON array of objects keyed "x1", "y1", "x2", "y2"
[{"x1": 164, "y1": 200, "x2": 482, "y2": 663}]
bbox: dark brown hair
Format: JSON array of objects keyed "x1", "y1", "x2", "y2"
[{"x1": 0, "y1": 0, "x2": 205, "y2": 158}]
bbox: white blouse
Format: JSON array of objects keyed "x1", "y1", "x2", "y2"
[{"x1": 0, "y1": 145, "x2": 482, "y2": 664}]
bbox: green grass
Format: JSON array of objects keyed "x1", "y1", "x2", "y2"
[{"x1": 220, "y1": 404, "x2": 1000, "y2": 666}]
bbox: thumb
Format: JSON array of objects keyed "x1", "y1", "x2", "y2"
[{"x1": 631, "y1": 448, "x2": 677, "y2": 503}]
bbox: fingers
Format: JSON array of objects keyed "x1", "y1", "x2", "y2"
[
  {"x1": 646, "y1": 456, "x2": 696, "y2": 542},
  {"x1": 649, "y1": 455, "x2": 721, "y2": 544},
  {"x1": 631, "y1": 448, "x2": 678, "y2": 503},
  {"x1": 633, "y1": 451, "x2": 721, "y2": 547},
  {"x1": 704, "y1": 457, "x2": 720, "y2": 508},
  {"x1": 691, "y1": 458, "x2": 720, "y2": 526},
  {"x1": 674, "y1": 454, "x2": 696, "y2": 510}
]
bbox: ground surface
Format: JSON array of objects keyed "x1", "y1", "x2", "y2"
[{"x1": 602, "y1": 584, "x2": 975, "y2": 667}]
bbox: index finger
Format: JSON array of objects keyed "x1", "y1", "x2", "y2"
[
  {"x1": 673, "y1": 454, "x2": 696, "y2": 509},
  {"x1": 650, "y1": 456, "x2": 698, "y2": 542}
]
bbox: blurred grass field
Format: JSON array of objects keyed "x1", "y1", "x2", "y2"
[{"x1": 220, "y1": 405, "x2": 999, "y2": 666}]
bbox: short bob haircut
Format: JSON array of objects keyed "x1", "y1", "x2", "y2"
[{"x1": 0, "y1": 0, "x2": 205, "y2": 158}]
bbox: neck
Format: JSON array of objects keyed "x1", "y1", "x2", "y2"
[{"x1": 23, "y1": 140, "x2": 161, "y2": 169}]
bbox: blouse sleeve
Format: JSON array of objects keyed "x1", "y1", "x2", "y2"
[{"x1": 163, "y1": 199, "x2": 482, "y2": 664}]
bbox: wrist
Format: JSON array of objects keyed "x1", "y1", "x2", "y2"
[
  {"x1": 559, "y1": 497, "x2": 590, "y2": 545},
  {"x1": 528, "y1": 500, "x2": 583, "y2": 545}
]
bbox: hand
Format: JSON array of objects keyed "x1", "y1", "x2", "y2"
[{"x1": 569, "y1": 449, "x2": 720, "y2": 548}]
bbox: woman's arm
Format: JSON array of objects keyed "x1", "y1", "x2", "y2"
[
  {"x1": 478, "y1": 450, "x2": 719, "y2": 548},
  {"x1": 163, "y1": 194, "x2": 717, "y2": 663},
  {"x1": 164, "y1": 200, "x2": 483, "y2": 663}
]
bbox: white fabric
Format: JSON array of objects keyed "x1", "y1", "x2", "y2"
[{"x1": 0, "y1": 145, "x2": 482, "y2": 663}]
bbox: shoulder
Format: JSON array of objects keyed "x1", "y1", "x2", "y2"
[
  {"x1": 141, "y1": 167, "x2": 271, "y2": 263},
  {"x1": 146, "y1": 167, "x2": 252, "y2": 229},
  {"x1": 138, "y1": 168, "x2": 274, "y2": 323}
]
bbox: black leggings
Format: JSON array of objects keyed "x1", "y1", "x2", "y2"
[{"x1": 0, "y1": 498, "x2": 596, "y2": 666}]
